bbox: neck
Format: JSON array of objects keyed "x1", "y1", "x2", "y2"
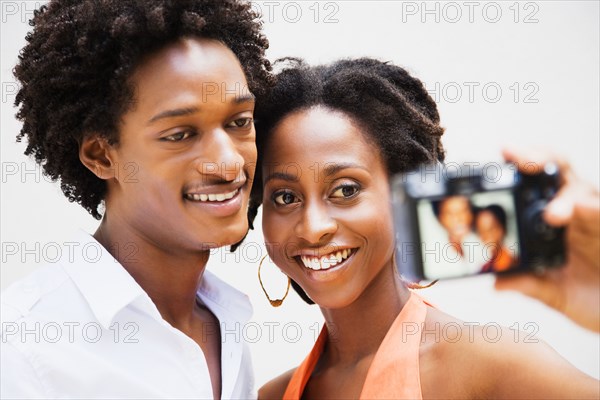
[
  {"x1": 319, "y1": 262, "x2": 411, "y2": 366},
  {"x1": 93, "y1": 214, "x2": 210, "y2": 328}
]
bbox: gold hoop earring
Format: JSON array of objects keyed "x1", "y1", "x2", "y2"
[{"x1": 258, "y1": 255, "x2": 291, "y2": 307}]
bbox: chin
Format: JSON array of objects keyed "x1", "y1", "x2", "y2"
[
  {"x1": 304, "y1": 288, "x2": 359, "y2": 310},
  {"x1": 209, "y1": 222, "x2": 249, "y2": 249}
]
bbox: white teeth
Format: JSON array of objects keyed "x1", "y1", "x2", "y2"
[
  {"x1": 300, "y1": 249, "x2": 355, "y2": 271},
  {"x1": 320, "y1": 254, "x2": 336, "y2": 270},
  {"x1": 312, "y1": 258, "x2": 322, "y2": 270},
  {"x1": 319, "y1": 258, "x2": 327, "y2": 270},
  {"x1": 186, "y1": 189, "x2": 238, "y2": 202}
]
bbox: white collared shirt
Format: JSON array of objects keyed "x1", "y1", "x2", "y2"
[
  {"x1": 422, "y1": 232, "x2": 486, "y2": 279},
  {"x1": 1, "y1": 230, "x2": 256, "y2": 399}
]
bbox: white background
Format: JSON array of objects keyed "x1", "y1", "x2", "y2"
[{"x1": 1, "y1": 0, "x2": 599, "y2": 388}]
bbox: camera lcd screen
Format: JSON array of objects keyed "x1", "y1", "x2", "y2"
[{"x1": 416, "y1": 190, "x2": 520, "y2": 280}]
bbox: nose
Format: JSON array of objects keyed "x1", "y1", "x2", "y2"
[
  {"x1": 295, "y1": 200, "x2": 338, "y2": 244},
  {"x1": 197, "y1": 128, "x2": 245, "y2": 182}
]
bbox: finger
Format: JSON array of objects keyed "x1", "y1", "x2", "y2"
[
  {"x1": 494, "y1": 271, "x2": 561, "y2": 309},
  {"x1": 544, "y1": 184, "x2": 600, "y2": 227},
  {"x1": 494, "y1": 273, "x2": 553, "y2": 303},
  {"x1": 501, "y1": 146, "x2": 575, "y2": 184},
  {"x1": 501, "y1": 147, "x2": 545, "y2": 175},
  {"x1": 543, "y1": 187, "x2": 575, "y2": 226}
]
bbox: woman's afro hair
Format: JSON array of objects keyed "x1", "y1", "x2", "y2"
[{"x1": 13, "y1": 0, "x2": 272, "y2": 219}]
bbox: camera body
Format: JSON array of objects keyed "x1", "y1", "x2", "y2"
[{"x1": 391, "y1": 162, "x2": 565, "y2": 281}]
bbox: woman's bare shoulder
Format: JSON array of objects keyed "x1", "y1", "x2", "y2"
[
  {"x1": 420, "y1": 306, "x2": 599, "y2": 399},
  {"x1": 258, "y1": 368, "x2": 297, "y2": 400}
]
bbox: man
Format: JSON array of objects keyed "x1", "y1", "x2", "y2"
[{"x1": 1, "y1": 1, "x2": 271, "y2": 398}]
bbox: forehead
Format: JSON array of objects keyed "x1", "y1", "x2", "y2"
[
  {"x1": 477, "y1": 211, "x2": 498, "y2": 224},
  {"x1": 263, "y1": 107, "x2": 381, "y2": 170},
  {"x1": 131, "y1": 38, "x2": 249, "y2": 105},
  {"x1": 441, "y1": 197, "x2": 470, "y2": 211}
]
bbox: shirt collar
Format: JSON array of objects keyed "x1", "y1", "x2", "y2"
[
  {"x1": 60, "y1": 230, "x2": 253, "y2": 329},
  {"x1": 59, "y1": 229, "x2": 150, "y2": 329},
  {"x1": 197, "y1": 269, "x2": 253, "y2": 325}
]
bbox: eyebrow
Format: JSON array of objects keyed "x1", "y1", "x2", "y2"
[
  {"x1": 263, "y1": 171, "x2": 298, "y2": 184},
  {"x1": 233, "y1": 93, "x2": 256, "y2": 104},
  {"x1": 147, "y1": 94, "x2": 255, "y2": 124},
  {"x1": 322, "y1": 162, "x2": 368, "y2": 177},
  {"x1": 263, "y1": 162, "x2": 368, "y2": 184},
  {"x1": 148, "y1": 107, "x2": 199, "y2": 124}
]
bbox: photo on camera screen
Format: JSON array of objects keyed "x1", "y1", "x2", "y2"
[{"x1": 416, "y1": 190, "x2": 520, "y2": 280}]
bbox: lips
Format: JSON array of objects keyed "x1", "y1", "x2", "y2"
[{"x1": 297, "y1": 248, "x2": 358, "y2": 271}]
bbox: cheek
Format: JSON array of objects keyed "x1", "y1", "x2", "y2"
[
  {"x1": 341, "y1": 195, "x2": 395, "y2": 248},
  {"x1": 492, "y1": 228, "x2": 504, "y2": 241},
  {"x1": 115, "y1": 163, "x2": 184, "y2": 224},
  {"x1": 366, "y1": 192, "x2": 395, "y2": 251},
  {"x1": 262, "y1": 214, "x2": 277, "y2": 245},
  {"x1": 261, "y1": 207, "x2": 289, "y2": 247},
  {"x1": 129, "y1": 165, "x2": 179, "y2": 195},
  {"x1": 368, "y1": 209, "x2": 395, "y2": 250},
  {"x1": 113, "y1": 140, "x2": 179, "y2": 186},
  {"x1": 262, "y1": 212, "x2": 299, "y2": 275},
  {"x1": 127, "y1": 182, "x2": 175, "y2": 220},
  {"x1": 439, "y1": 215, "x2": 450, "y2": 228},
  {"x1": 240, "y1": 141, "x2": 257, "y2": 170}
]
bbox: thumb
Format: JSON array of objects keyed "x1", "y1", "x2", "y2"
[
  {"x1": 494, "y1": 273, "x2": 558, "y2": 309},
  {"x1": 544, "y1": 194, "x2": 574, "y2": 227}
]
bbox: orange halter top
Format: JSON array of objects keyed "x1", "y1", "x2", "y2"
[{"x1": 283, "y1": 292, "x2": 428, "y2": 399}]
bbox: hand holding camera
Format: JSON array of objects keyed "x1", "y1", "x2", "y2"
[{"x1": 495, "y1": 148, "x2": 600, "y2": 333}]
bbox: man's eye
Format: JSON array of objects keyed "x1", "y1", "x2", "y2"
[
  {"x1": 273, "y1": 191, "x2": 299, "y2": 205},
  {"x1": 331, "y1": 184, "x2": 360, "y2": 199},
  {"x1": 162, "y1": 131, "x2": 193, "y2": 142},
  {"x1": 227, "y1": 118, "x2": 253, "y2": 128}
]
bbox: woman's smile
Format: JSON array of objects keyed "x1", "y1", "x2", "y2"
[{"x1": 297, "y1": 247, "x2": 358, "y2": 271}]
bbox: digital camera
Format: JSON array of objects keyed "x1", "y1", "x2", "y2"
[{"x1": 391, "y1": 162, "x2": 565, "y2": 281}]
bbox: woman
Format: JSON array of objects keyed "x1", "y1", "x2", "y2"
[
  {"x1": 476, "y1": 204, "x2": 514, "y2": 272},
  {"x1": 250, "y1": 58, "x2": 598, "y2": 399}
]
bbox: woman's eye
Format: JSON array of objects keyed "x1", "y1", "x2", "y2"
[
  {"x1": 273, "y1": 191, "x2": 299, "y2": 205},
  {"x1": 162, "y1": 131, "x2": 193, "y2": 142},
  {"x1": 331, "y1": 184, "x2": 360, "y2": 199},
  {"x1": 227, "y1": 118, "x2": 253, "y2": 128}
]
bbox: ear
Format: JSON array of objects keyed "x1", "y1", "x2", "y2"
[{"x1": 79, "y1": 134, "x2": 117, "y2": 180}]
